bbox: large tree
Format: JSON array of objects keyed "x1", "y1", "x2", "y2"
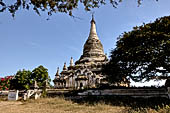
[
  {"x1": 103, "y1": 15, "x2": 170, "y2": 83},
  {"x1": 0, "y1": 0, "x2": 158, "y2": 17},
  {"x1": 10, "y1": 69, "x2": 32, "y2": 90},
  {"x1": 31, "y1": 65, "x2": 50, "y2": 88}
]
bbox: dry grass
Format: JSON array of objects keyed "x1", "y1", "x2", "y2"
[
  {"x1": 0, "y1": 97, "x2": 127, "y2": 113},
  {"x1": 0, "y1": 97, "x2": 170, "y2": 113}
]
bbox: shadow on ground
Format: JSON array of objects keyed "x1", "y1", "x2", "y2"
[
  {"x1": 67, "y1": 96, "x2": 170, "y2": 108},
  {"x1": 47, "y1": 88, "x2": 170, "y2": 111}
]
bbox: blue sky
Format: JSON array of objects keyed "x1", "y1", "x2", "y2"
[{"x1": 0, "y1": 0, "x2": 170, "y2": 86}]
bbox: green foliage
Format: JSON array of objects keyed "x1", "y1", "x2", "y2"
[
  {"x1": 0, "y1": 0, "x2": 158, "y2": 17},
  {"x1": 10, "y1": 69, "x2": 32, "y2": 90},
  {"x1": 104, "y1": 15, "x2": 170, "y2": 83},
  {"x1": 31, "y1": 65, "x2": 51, "y2": 88},
  {"x1": 10, "y1": 65, "x2": 50, "y2": 90}
]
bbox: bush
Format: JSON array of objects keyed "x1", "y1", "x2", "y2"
[{"x1": 0, "y1": 76, "x2": 13, "y2": 90}]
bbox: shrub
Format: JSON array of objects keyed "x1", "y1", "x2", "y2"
[{"x1": 0, "y1": 76, "x2": 13, "y2": 90}]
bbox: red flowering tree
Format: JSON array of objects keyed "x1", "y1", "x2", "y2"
[{"x1": 0, "y1": 76, "x2": 13, "y2": 90}]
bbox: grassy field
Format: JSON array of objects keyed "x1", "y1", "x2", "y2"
[{"x1": 0, "y1": 97, "x2": 170, "y2": 113}]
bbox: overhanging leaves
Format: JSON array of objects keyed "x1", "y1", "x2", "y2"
[{"x1": 0, "y1": 0, "x2": 158, "y2": 17}]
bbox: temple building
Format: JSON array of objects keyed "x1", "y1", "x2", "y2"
[{"x1": 53, "y1": 16, "x2": 129, "y2": 89}]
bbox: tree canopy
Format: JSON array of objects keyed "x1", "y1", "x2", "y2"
[
  {"x1": 31, "y1": 65, "x2": 50, "y2": 88},
  {"x1": 10, "y1": 69, "x2": 32, "y2": 90},
  {"x1": 0, "y1": 0, "x2": 158, "y2": 17},
  {"x1": 10, "y1": 65, "x2": 50, "y2": 90},
  {"x1": 103, "y1": 15, "x2": 170, "y2": 83}
]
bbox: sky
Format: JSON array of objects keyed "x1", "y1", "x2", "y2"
[{"x1": 0, "y1": 0, "x2": 170, "y2": 86}]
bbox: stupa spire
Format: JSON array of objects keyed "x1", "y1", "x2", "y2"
[
  {"x1": 89, "y1": 14, "x2": 99, "y2": 40},
  {"x1": 70, "y1": 57, "x2": 74, "y2": 67},
  {"x1": 91, "y1": 14, "x2": 95, "y2": 24},
  {"x1": 75, "y1": 15, "x2": 106, "y2": 65},
  {"x1": 56, "y1": 67, "x2": 59, "y2": 76},
  {"x1": 55, "y1": 67, "x2": 60, "y2": 79},
  {"x1": 63, "y1": 62, "x2": 67, "y2": 70}
]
